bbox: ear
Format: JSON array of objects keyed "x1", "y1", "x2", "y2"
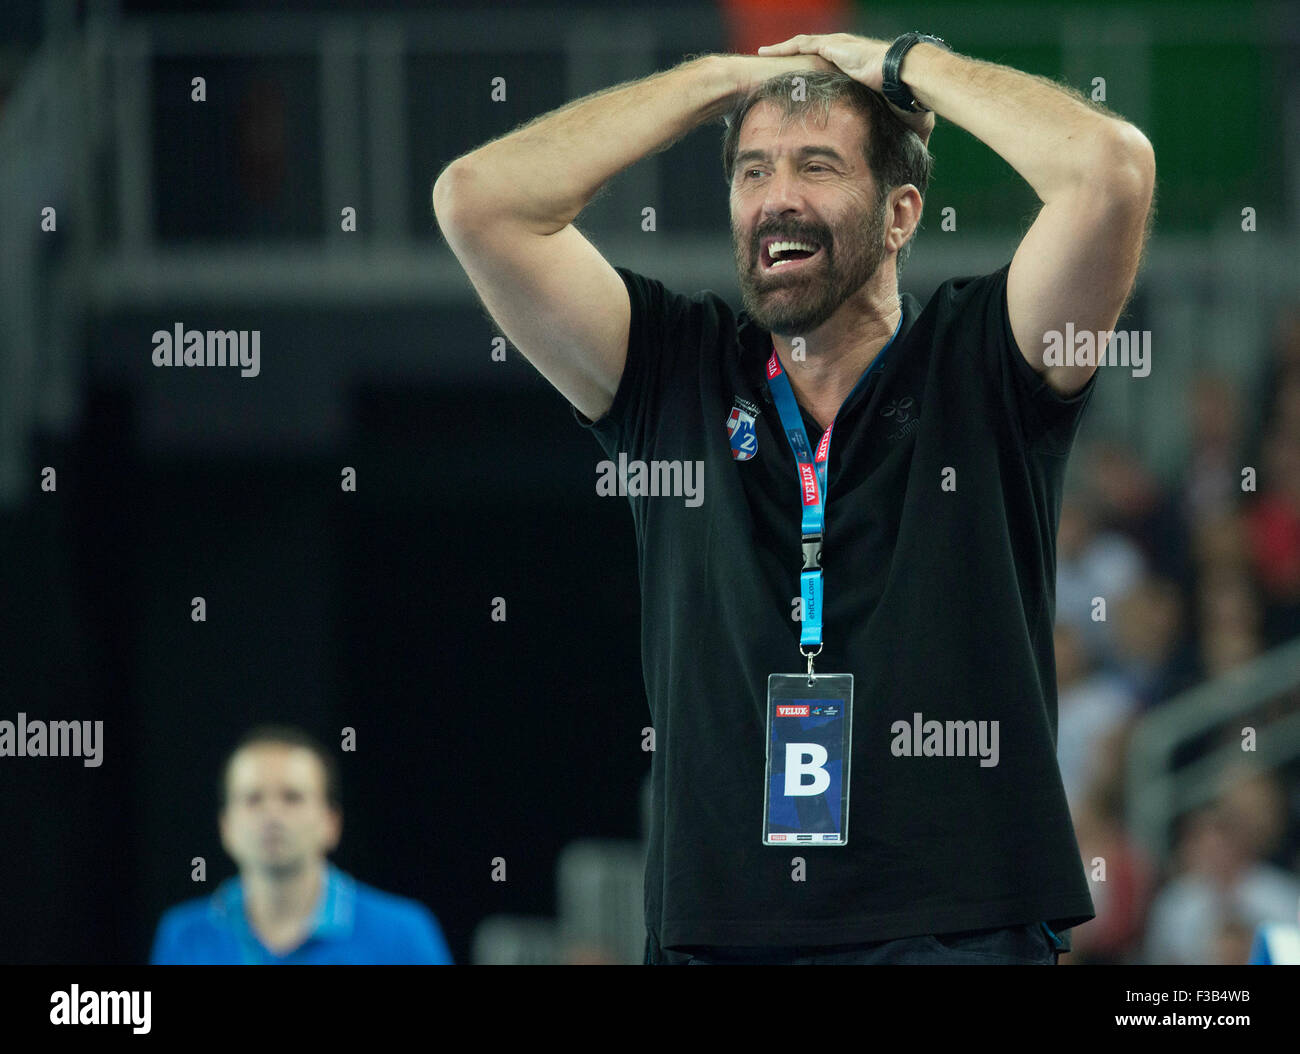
[
  {"x1": 887, "y1": 184, "x2": 923, "y2": 254},
  {"x1": 323, "y1": 807, "x2": 343, "y2": 852}
]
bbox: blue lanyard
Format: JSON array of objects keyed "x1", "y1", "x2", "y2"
[{"x1": 765, "y1": 315, "x2": 902, "y2": 671}]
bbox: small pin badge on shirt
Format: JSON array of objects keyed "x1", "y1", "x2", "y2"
[{"x1": 727, "y1": 396, "x2": 762, "y2": 461}]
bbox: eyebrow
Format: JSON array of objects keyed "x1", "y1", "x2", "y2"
[{"x1": 733, "y1": 145, "x2": 850, "y2": 175}]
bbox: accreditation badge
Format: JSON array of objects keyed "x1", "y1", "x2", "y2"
[{"x1": 762, "y1": 673, "x2": 853, "y2": 846}]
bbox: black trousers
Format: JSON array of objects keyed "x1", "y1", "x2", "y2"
[{"x1": 646, "y1": 922, "x2": 1062, "y2": 964}]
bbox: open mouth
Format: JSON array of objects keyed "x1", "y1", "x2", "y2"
[{"x1": 761, "y1": 237, "x2": 823, "y2": 273}]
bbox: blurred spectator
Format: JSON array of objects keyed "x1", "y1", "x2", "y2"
[
  {"x1": 1255, "y1": 301, "x2": 1300, "y2": 445},
  {"x1": 1056, "y1": 493, "x2": 1147, "y2": 665},
  {"x1": 1183, "y1": 372, "x2": 1244, "y2": 526},
  {"x1": 1191, "y1": 512, "x2": 1253, "y2": 575},
  {"x1": 1221, "y1": 767, "x2": 1291, "y2": 867},
  {"x1": 1055, "y1": 622, "x2": 1137, "y2": 811},
  {"x1": 1196, "y1": 566, "x2": 1262, "y2": 638},
  {"x1": 1248, "y1": 913, "x2": 1300, "y2": 964},
  {"x1": 1214, "y1": 914, "x2": 1257, "y2": 966},
  {"x1": 1244, "y1": 431, "x2": 1300, "y2": 643},
  {"x1": 1199, "y1": 621, "x2": 1263, "y2": 680},
  {"x1": 1272, "y1": 369, "x2": 1300, "y2": 442},
  {"x1": 1110, "y1": 576, "x2": 1199, "y2": 708},
  {"x1": 150, "y1": 725, "x2": 453, "y2": 965},
  {"x1": 1066, "y1": 784, "x2": 1154, "y2": 964},
  {"x1": 1195, "y1": 566, "x2": 1265, "y2": 679},
  {"x1": 1085, "y1": 441, "x2": 1193, "y2": 590},
  {"x1": 1143, "y1": 802, "x2": 1300, "y2": 964}
]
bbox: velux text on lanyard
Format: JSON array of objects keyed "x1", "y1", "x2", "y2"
[{"x1": 764, "y1": 315, "x2": 902, "y2": 680}]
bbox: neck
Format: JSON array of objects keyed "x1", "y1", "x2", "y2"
[
  {"x1": 244, "y1": 859, "x2": 325, "y2": 927},
  {"x1": 773, "y1": 285, "x2": 902, "y2": 431}
]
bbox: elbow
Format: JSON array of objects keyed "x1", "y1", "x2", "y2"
[
  {"x1": 431, "y1": 159, "x2": 483, "y2": 232},
  {"x1": 1091, "y1": 122, "x2": 1156, "y2": 206}
]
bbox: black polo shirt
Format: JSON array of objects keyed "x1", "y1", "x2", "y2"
[{"x1": 571, "y1": 262, "x2": 1098, "y2": 953}]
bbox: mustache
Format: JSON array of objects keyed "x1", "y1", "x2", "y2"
[{"x1": 751, "y1": 225, "x2": 829, "y2": 247}]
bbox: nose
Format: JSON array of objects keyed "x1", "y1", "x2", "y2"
[
  {"x1": 760, "y1": 163, "x2": 805, "y2": 217},
  {"x1": 257, "y1": 794, "x2": 290, "y2": 820}
]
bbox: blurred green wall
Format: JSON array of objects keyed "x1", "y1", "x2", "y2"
[{"x1": 854, "y1": 2, "x2": 1280, "y2": 232}]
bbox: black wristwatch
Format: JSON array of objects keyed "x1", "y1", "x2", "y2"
[{"x1": 881, "y1": 32, "x2": 951, "y2": 114}]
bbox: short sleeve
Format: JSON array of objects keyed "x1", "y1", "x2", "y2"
[
  {"x1": 569, "y1": 266, "x2": 694, "y2": 458},
  {"x1": 976, "y1": 263, "x2": 1099, "y2": 457}
]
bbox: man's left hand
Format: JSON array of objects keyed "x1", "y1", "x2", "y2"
[{"x1": 757, "y1": 33, "x2": 936, "y2": 146}]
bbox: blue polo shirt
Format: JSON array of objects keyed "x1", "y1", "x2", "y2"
[{"x1": 149, "y1": 864, "x2": 454, "y2": 964}]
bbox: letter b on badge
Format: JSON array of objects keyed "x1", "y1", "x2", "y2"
[{"x1": 784, "y1": 743, "x2": 830, "y2": 796}]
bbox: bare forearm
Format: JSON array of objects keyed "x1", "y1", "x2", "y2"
[
  {"x1": 433, "y1": 55, "x2": 736, "y2": 236},
  {"x1": 902, "y1": 43, "x2": 1153, "y2": 200}
]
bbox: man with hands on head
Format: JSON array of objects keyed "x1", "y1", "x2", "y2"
[{"x1": 434, "y1": 32, "x2": 1154, "y2": 964}]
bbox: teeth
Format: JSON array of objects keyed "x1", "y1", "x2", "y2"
[{"x1": 767, "y1": 240, "x2": 819, "y2": 264}]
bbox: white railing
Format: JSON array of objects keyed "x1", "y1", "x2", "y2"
[{"x1": 1126, "y1": 637, "x2": 1300, "y2": 861}]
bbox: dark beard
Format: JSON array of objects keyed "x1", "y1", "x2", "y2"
[{"x1": 733, "y1": 191, "x2": 889, "y2": 337}]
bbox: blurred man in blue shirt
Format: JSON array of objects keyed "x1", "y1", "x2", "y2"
[{"x1": 150, "y1": 725, "x2": 453, "y2": 964}]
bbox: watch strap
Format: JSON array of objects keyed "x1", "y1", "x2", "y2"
[{"x1": 881, "y1": 32, "x2": 951, "y2": 114}]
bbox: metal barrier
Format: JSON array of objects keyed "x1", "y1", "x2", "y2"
[
  {"x1": 0, "y1": 34, "x2": 89, "y2": 509},
  {"x1": 1126, "y1": 635, "x2": 1300, "y2": 861}
]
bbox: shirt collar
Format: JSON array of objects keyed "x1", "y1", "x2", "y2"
[
  {"x1": 310, "y1": 863, "x2": 356, "y2": 938},
  {"x1": 737, "y1": 292, "x2": 918, "y2": 408},
  {"x1": 209, "y1": 862, "x2": 356, "y2": 947}
]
